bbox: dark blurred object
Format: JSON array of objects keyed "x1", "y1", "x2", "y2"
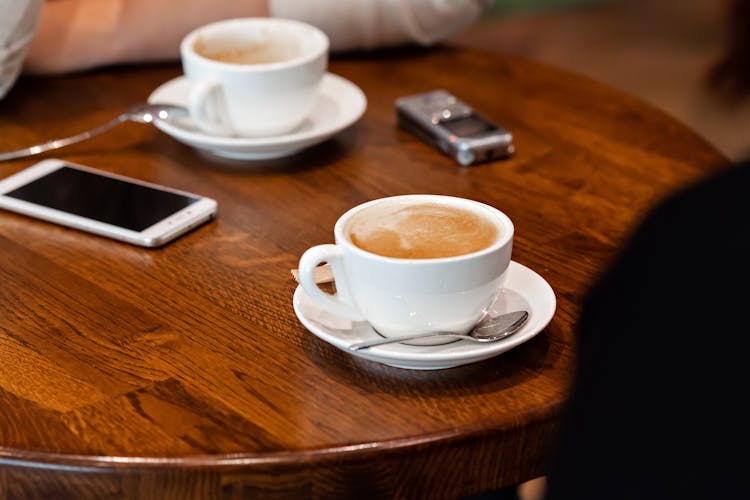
[
  {"x1": 709, "y1": 0, "x2": 750, "y2": 100},
  {"x1": 545, "y1": 161, "x2": 750, "y2": 500}
]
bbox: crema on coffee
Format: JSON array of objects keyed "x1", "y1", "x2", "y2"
[
  {"x1": 346, "y1": 202, "x2": 499, "y2": 259},
  {"x1": 194, "y1": 37, "x2": 300, "y2": 65}
]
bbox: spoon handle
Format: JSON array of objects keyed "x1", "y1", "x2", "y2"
[
  {"x1": 348, "y1": 310, "x2": 528, "y2": 351},
  {"x1": 0, "y1": 114, "x2": 129, "y2": 161},
  {"x1": 349, "y1": 332, "x2": 472, "y2": 351}
]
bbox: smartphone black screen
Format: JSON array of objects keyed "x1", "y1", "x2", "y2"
[{"x1": 5, "y1": 166, "x2": 199, "y2": 232}]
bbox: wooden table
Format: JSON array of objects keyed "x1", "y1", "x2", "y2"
[{"x1": 0, "y1": 47, "x2": 727, "y2": 499}]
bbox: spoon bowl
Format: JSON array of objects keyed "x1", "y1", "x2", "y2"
[{"x1": 122, "y1": 103, "x2": 188, "y2": 124}]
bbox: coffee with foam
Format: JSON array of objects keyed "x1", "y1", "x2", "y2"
[
  {"x1": 181, "y1": 18, "x2": 328, "y2": 137},
  {"x1": 194, "y1": 36, "x2": 300, "y2": 65},
  {"x1": 346, "y1": 202, "x2": 499, "y2": 259},
  {"x1": 299, "y1": 195, "x2": 514, "y2": 339}
]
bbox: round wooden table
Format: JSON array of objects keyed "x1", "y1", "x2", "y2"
[{"x1": 0, "y1": 47, "x2": 727, "y2": 498}]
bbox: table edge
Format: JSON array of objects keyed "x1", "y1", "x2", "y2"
[{"x1": 0, "y1": 401, "x2": 561, "y2": 471}]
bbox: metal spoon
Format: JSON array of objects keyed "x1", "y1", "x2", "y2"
[
  {"x1": 0, "y1": 103, "x2": 188, "y2": 161},
  {"x1": 349, "y1": 310, "x2": 529, "y2": 351}
]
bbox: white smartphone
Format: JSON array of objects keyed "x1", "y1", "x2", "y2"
[{"x1": 0, "y1": 159, "x2": 217, "y2": 247}]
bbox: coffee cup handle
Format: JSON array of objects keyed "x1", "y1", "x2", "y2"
[
  {"x1": 188, "y1": 80, "x2": 235, "y2": 136},
  {"x1": 298, "y1": 244, "x2": 365, "y2": 321}
]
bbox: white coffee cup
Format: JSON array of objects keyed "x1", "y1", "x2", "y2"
[
  {"x1": 298, "y1": 195, "x2": 514, "y2": 343},
  {"x1": 180, "y1": 18, "x2": 329, "y2": 137}
]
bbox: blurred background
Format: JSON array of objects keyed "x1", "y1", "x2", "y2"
[{"x1": 451, "y1": 0, "x2": 750, "y2": 161}]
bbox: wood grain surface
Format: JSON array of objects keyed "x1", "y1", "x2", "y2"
[{"x1": 0, "y1": 46, "x2": 728, "y2": 499}]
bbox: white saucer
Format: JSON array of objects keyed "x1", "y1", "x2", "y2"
[
  {"x1": 293, "y1": 261, "x2": 556, "y2": 370},
  {"x1": 147, "y1": 73, "x2": 367, "y2": 160}
]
